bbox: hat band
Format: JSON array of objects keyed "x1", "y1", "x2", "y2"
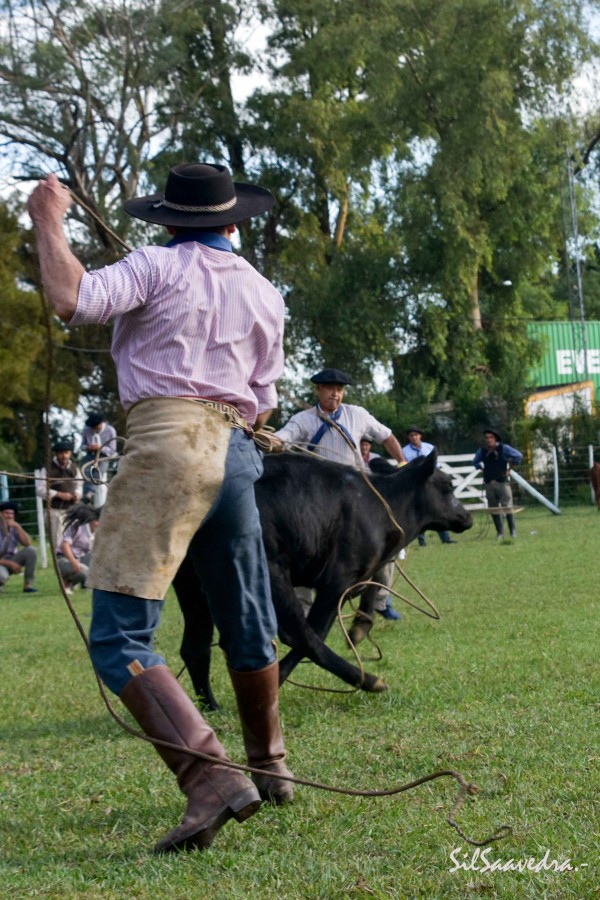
[{"x1": 152, "y1": 196, "x2": 237, "y2": 213}]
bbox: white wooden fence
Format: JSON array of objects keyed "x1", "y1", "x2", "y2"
[
  {"x1": 438, "y1": 453, "x2": 562, "y2": 515},
  {"x1": 437, "y1": 454, "x2": 487, "y2": 509}
]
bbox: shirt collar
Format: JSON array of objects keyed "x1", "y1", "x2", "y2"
[
  {"x1": 317, "y1": 403, "x2": 343, "y2": 419},
  {"x1": 165, "y1": 231, "x2": 233, "y2": 252}
]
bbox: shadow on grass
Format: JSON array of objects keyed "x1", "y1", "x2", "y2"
[
  {"x1": 0, "y1": 807, "x2": 157, "y2": 867},
  {"x1": 0, "y1": 713, "x2": 127, "y2": 742}
]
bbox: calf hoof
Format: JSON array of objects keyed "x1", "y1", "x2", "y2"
[
  {"x1": 348, "y1": 621, "x2": 372, "y2": 646},
  {"x1": 361, "y1": 674, "x2": 388, "y2": 693},
  {"x1": 195, "y1": 694, "x2": 220, "y2": 712}
]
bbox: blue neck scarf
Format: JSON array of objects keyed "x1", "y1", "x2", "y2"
[
  {"x1": 308, "y1": 405, "x2": 356, "y2": 451},
  {"x1": 165, "y1": 231, "x2": 233, "y2": 252}
]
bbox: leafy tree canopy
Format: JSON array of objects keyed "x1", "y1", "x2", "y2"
[{"x1": 0, "y1": 0, "x2": 599, "y2": 459}]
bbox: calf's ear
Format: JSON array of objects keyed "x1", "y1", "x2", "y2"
[{"x1": 416, "y1": 449, "x2": 437, "y2": 481}]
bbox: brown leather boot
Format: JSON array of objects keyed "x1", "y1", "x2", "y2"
[
  {"x1": 120, "y1": 665, "x2": 261, "y2": 853},
  {"x1": 228, "y1": 660, "x2": 294, "y2": 805}
]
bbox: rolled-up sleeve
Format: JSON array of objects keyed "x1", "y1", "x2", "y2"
[
  {"x1": 250, "y1": 292, "x2": 285, "y2": 414},
  {"x1": 365, "y1": 414, "x2": 391, "y2": 445},
  {"x1": 70, "y1": 248, "x2": 158, "y2": 325}
]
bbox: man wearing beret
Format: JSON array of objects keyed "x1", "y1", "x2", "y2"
[
  {"x1": 473, "y1": 428, "x2": 523, "y2": 541},
  {"x1": 274, "y1": 368, "x2": 406, "y2": 468},
  {"x1": 28, "y1": 163, "x2": 290, "y2": 853},
  {"x1": 0, "y1": 501, "x2": 38, "y2": 593}
]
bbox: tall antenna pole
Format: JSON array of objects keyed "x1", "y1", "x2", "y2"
[{"x1": 566, "y1": 153, "x2": 589, "y2": 375}]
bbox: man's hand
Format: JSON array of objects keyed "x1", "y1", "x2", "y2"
[
  {"x1": 27, "y1": 173, "x2": 73, "y2": 226},
  {"x1": 254, "y1": 432, "x2": 285, "y2": 453},
  {"x1": 0, "y1": 559, "x2": 22, "y2": 575},
  {"x1": 266, "y1": 435, "x2": 286, "y2": 452},
  {"x1": 56, "y1": 491, "x2": 77, "y2": 502}
]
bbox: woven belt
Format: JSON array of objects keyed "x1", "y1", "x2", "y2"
[{"x1": 194, "y1": 398, "x2": 250, "y2": 431}]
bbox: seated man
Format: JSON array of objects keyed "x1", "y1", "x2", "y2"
[
  {"x1": 0, "y1": 501, "x2": 38, "y2": 593},
  {"x1": 57, "y1": 504, "x2": 101, "y2": 595}
]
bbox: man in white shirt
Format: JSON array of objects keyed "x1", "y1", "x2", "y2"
[
  {"x1": 275, "y1": 368, "x2": 406, "y2": 467},
  {"x1": 35, "y1": 440, "x2": 83, "y2": 547}
]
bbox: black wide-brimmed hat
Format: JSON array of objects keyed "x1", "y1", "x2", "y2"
[
  {"x1": 407, "y1": 425, "x2": 424, "y2": 436},
  {"x1": 123, "y1": 163, "x2": 276, "y2": 227},
  {"x1": 53, "y1": 440, "x2": 73, "y2": 452},
  {"x1": 0, "y1": 500, "x2": 19, "y2": 513},
  {"x1": 85, "y1": 413, "x2": 104, "y2": 428},
  {"x1": 484, "y1": 427, "x2": 502, "y2": 442},
  {"x1": 310, "y1": 368, "x2": 354, "y2": 386}
]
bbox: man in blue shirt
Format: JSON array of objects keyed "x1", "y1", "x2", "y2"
[
  {"x1": 402, "y1": 427, "x2": 456, "y2": 546},
  {"x1": 472, "y1": 428, "x2": 523, "y2": 541}
]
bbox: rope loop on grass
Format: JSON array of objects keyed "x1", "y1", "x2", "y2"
[
  {"x1": 54, "y1": 565, "x2": 512, "y2": 849},
  {"x1": 92, "y1": 672, "x2": 514, "y2": 848}
]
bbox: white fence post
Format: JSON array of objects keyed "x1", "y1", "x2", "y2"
[
  {"x1": 34, "y1": 469, "x2": 48, "y2": 568},
  {"x1": 552, "y1": 445, "x2": 559, "y2": 509},
  {"x1": 509, "y1": 469, "x2": 561, "y2": 515}
]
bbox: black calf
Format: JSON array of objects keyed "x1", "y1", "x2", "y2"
[{"x1": 174, "y1": 451, "x2": 472, "y2": 707}]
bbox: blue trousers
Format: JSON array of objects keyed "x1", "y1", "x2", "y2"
[{"x1": 89, "y1": 429, "x2": 277, "y2": 695}]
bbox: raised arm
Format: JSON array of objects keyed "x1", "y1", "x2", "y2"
[{"x1": 27, "y1": 174, "x2": 85, "y2": 322}]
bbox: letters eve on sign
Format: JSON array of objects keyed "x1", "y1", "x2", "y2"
[{"x1": 556, "y1": 349, "x2": 600, "y2": 375}]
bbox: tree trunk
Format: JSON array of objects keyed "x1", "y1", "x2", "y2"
[
  {"x1": 334, "y1": 183, "x2": 349, "y2": 249},
  {"x1": 470, "y1": 274, "x2": 482, "y2": 330}
]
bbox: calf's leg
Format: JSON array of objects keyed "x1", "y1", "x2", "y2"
[
  {"x1": 172, "y1": 554, "x2": 220, "y2": 711},
  {"x1": 348, "y1": 584, "x2": 380, "y2": 646},
  {"x1": 277, "y1": 584, "x2": 388, "y2": 692}
]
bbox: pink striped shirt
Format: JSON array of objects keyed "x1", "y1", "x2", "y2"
[{"x1": 71, "y1": 242, "x2": 285, "y2": 423}]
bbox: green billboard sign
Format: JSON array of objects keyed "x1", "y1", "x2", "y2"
[{"x1": 527, "y1": 321, "x2": 600, "y2": 391}]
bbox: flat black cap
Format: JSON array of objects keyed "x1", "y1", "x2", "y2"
[{"x1": 310, "y1": 368, "x2": 354, "y2": 386}]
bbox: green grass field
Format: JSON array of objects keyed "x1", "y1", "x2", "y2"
[{"x1": 1, "y1": 506, "x2": 599, "y2": 899}]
